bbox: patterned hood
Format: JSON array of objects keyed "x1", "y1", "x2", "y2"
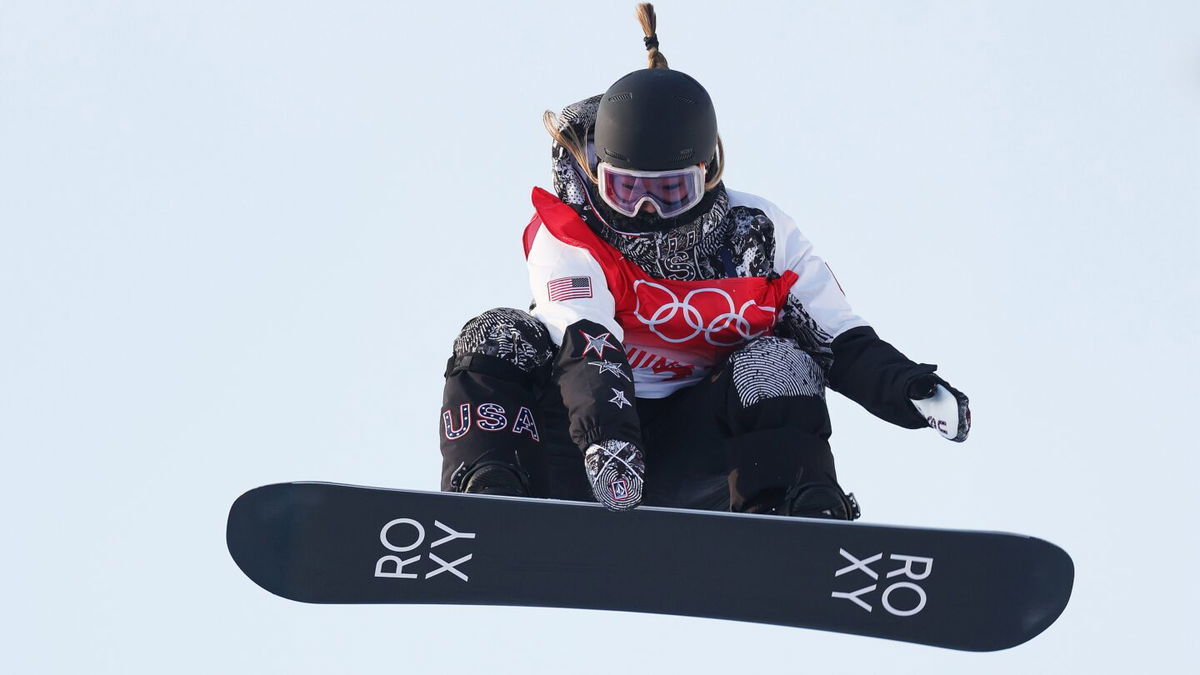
[{"x1": 549, "y1": 95, "x2": 733, "y2": 278}]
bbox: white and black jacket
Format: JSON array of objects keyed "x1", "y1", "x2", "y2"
[{"x1": 523, "y1": 96, "x2": 937, "y2": 451}]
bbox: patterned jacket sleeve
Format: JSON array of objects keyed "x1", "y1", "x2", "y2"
[
  {"x1": 755, "y1": 194, "x2": 935, "y2": 429},
  {"x1": 527, "y1": 225, "x2": 644, "y2": 450}
]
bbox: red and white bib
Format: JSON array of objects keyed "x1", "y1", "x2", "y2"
[{"x1": 526, "y1": 188, "x2": 797, "y2": 395}]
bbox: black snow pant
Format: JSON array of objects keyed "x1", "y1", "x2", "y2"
[{"x1": 439, "y1": 308, "x2": 845, "y2": 513}]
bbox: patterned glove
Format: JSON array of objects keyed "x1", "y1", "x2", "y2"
[
  {"x1": 908, "y1": 373, "x2": 971, "y2": 443},
  {"x1": 584, "y1": 440, "x2": 645, "y2": 511}
]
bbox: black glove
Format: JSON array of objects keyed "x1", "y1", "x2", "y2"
[{"x1": 907, "y1": 373, "x2": 971, "y2": 442}]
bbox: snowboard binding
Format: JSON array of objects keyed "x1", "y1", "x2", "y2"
[
  {"x1": 784, "y1": 482, "x2": 861, "y2": 520},
  {"x1": 739, "y1": 481, "x2": 861, "y2": 520},
  {"x1": 450, "y1": 460, "x2": 530, "y2": 497}
]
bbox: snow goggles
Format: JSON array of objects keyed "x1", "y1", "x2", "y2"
[{"x1": 597, "y1": 162, "x2": 706, "y2": 218}]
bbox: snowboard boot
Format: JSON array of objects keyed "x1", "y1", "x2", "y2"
[
  {"x1": 727, "y1": 428, "x2": 858, "y2": 519},
  {"x1": 452, "y1": 461, "x2": 530, "y2": 497}
]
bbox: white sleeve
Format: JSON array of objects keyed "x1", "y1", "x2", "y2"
[
  {"x1": 526, "y1": 227, "x2": 624, "y2": 346},
  {"x1": 731, "y1": 191, "x2": 869, "y2": 339}
]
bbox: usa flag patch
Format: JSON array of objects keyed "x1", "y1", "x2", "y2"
[{"x1": 547, "y1": 276, "x2": 593, "y2": 301}]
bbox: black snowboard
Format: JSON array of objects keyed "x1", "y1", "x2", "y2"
[{"x1": 227, "y1": 482, "x2": 1073, "y2": 651}]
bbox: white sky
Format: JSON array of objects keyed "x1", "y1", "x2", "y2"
[{"x1": 2, "y1": 1, "x2": 1197, "y2": 672}]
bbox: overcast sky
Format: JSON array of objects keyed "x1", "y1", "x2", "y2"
[{"x1": 2, "y1": 1, "x2": 1198, "y2": 672}]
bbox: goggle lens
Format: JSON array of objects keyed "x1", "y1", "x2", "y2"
[{"x1": 598, "y1": 163, "x2": 705, "y2": 218}]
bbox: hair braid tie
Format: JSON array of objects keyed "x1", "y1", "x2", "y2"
[{"x1": 643, "y1": 33, "x2": 659, "y2": 51}]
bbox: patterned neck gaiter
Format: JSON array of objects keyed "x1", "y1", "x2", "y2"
[{"x1": 549, "y1": 95, "x2": 732, "y2": 282}]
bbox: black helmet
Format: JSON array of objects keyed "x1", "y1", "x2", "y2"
[{"x1": 594, "y1": 69, "x2": 718, "y2": 172}]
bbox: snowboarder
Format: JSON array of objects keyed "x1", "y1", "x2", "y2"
[{"x1": 438, "y1": 3, "x2": 971, "y2": 518}]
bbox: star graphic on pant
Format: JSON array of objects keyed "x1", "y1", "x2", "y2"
[
  {"x1": 588, "y1": 359, "x2": 631, "y2": 381},
  {"x1": 580, "y1": 330, "x2": 616, "y2": 358},
  {"x1": 609, "y1": 388, "x2": 631, "y2": 409}
]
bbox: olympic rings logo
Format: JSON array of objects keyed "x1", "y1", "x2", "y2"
[{"x1": 632, "y1": 280, "x2": 778, "y2": 347}]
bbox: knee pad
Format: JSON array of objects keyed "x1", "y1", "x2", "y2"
[
  {"x1": 452, "y1": 308, "x2": 555, "y2": 375},
  {"x1": 729, "y1": 337, "x2": 827, "y2": 407}
]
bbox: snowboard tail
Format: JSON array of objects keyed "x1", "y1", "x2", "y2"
[{"x1": 227, "y1": 482, "x2": 1073, "y2": 651}]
